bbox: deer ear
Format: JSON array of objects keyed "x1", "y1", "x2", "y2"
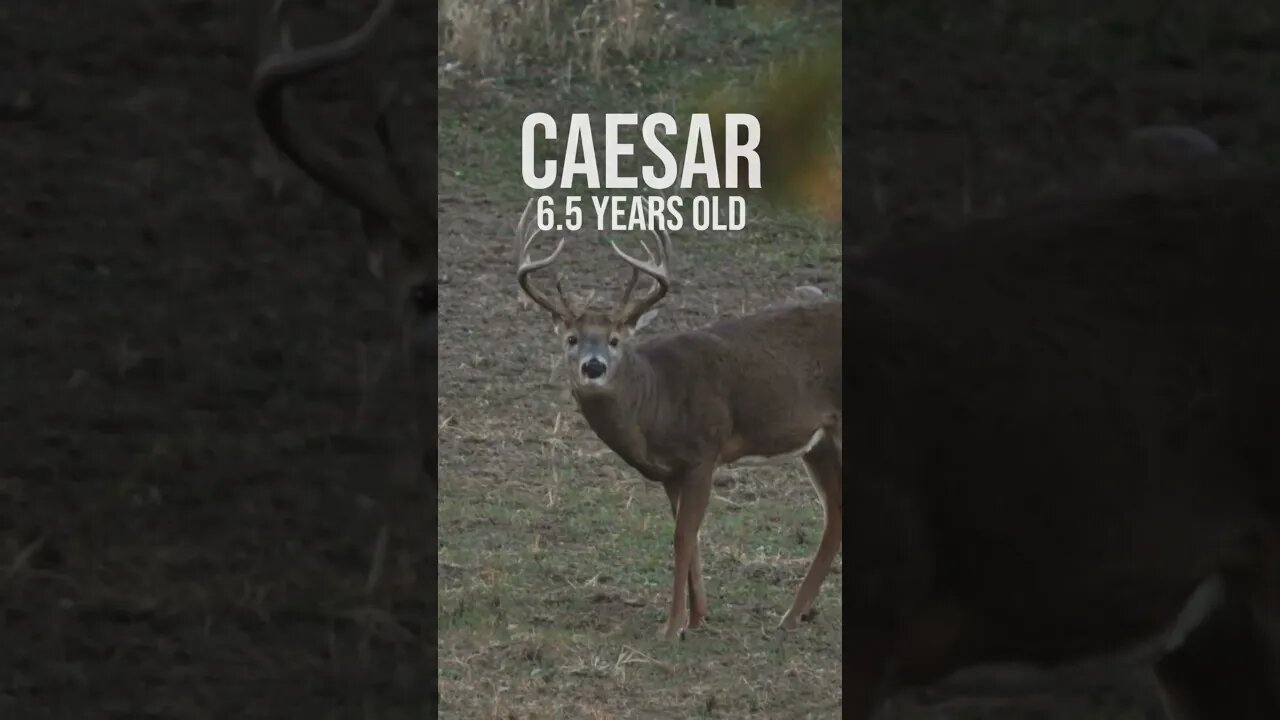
[{"x1": 634, "y1": 309, "x2": 659, "y2": 330}]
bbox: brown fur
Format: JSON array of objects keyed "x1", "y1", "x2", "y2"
[
  {"x1": 570, "y1": 302, "x2": 841, "y2": 480},
  {"x1": 560, "y1": 300, "x2": 843, "y2": 639},
  {"x1": 516, "y1": 210, "x2": 843, "y2": 638}
]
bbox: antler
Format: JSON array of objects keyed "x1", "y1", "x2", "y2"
[
  {"x1": 374, "y1": 83, "x2": 419, "y2": 200},
  {"x1": 251, "y1": 0, "x2": 425, "y2": 260},
  {"x1": 514, "y1": 199, "x2": 574, "y2": 320},
  {"x1": 611, "y1": 226, "x2": 673, "y2": 324}
]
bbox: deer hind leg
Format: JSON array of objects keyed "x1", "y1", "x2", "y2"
[
  {"x1": 663, "y1": 481, "x2": 709, "y2": 629},
  {"x1": 1154, "y1": 579, "x2": 1280, "y2": 720},
  {"x1": 780, "y1": 431, "x2": 842, "y2": 630},
  {"x1": 661, "y1": 466, "x2": 714, "y2": 640}
]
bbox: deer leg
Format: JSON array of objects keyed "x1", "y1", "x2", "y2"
[
  {"x1": 663, "y1": 482, "x2": 709, "y2": 628},
  {"x1": 661, "y1": 466, "x2": 714, "y2": 640},
  {"x1": 781, "y1": 432, "x2": 842, "y2": 629},
  {"x1": 687, "y1": 531, "x2": 709, "y2": 628}
]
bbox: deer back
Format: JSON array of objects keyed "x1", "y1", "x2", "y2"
[
  {"x1": 640, "y1": 300, "x2": 842, "y2": 465},
  {"x1": 700, "y1": 300, "x2": 842, "y2": 414}
]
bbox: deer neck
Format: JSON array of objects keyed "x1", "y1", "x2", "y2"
[{"x1": 572, "y1": 351, "x2": 661, "y2": 470}]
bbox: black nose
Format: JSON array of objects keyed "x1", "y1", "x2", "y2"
[{"x1": 581, "y1": 358, "x2": 607, "y2": 379}]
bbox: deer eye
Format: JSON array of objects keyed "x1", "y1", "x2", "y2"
[
  {"x1": 566, "y1": 335, "x2": 578, "y2": 347},
  {"x1": 609, "y1": 336, "x2": 619, "y2": 347}
]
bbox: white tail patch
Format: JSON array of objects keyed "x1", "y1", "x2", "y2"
[{"x1": 731, "y1": 428, "x2": 825, "y2": 467}]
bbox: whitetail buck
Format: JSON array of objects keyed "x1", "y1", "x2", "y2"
[
  {"x1": 251, "y1": 0, "x2": 437, "y2": 481},
  {"x1": 513, "y1": 200, "x2": 842, "y2": 639},
  {"x1": 847, "y1": 168, "x2": 1280, "y2": 719}
]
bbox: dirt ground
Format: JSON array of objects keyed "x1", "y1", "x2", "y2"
[{"x1": 2, "y1": 2, "x2": 435, "y2": 718}]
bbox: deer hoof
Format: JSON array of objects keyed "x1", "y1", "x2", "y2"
[{"x1": 780, "y1": 604, "x2": 820, "y2": 630}]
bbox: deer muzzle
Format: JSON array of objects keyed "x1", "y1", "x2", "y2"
[{"x1": 581, "y1": 356, "x2": 608, "y2": 381}]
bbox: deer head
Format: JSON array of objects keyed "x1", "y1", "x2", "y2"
[
  {"x1": 514, "y1": 198, "x2": 670, "y2": 393},
  {"x1": 251, "y1": 0, "x2": 436, "y2": 477}
]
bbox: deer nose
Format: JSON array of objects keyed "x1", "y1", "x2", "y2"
[{"x1": 581, "y1": 358, "x2": 607, "y2": 379}]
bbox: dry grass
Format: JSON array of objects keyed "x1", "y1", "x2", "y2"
[{"x1": 440, "y1": 0, "x2": 679, "y2": 82}]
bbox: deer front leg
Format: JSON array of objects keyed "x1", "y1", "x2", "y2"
[
  {"x1": 781, "y1": 433, "x2": 842, "y2": 629},
  {"x1": 661, "y1": 466, "x2": 714, "y2": 640},
  {"x1": 664, "y1": 481, "x2": 709, "y2": 629}
]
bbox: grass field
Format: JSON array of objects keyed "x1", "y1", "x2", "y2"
[{"x1": 437, "y1": 1, "x2": 844, "y2": 717}]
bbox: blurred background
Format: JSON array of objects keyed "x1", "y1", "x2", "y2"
[
  {"x1": 847, "y1": 0, "x2": 1280, "y2": 251},
  {"x1": 1, "y1": 1, "x2": 435, "y2": 717},
  {"x1": 847, "y1": 1, "x2": 1280, "y2": 717}
]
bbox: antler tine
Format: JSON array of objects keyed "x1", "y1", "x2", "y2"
[
  {"x1": 610, "y1": 225, "x2": 673, "y2": 323},
  {"x1": 252, "y1": 0, "x2": 408, "y2": 228},
  {"x1": 514, "y1": 197, "x2": 536, "y2": 255},
  {"x1": 374, "y1": 85, "x2": 418, "y2": 201},
  {"x1": 556, "y1": 279, "x2": 579, "y2": 315},
  {"x1": 654, "y1": 225, "x2": 674, "y2": 266},
  {"x1": 617, "y1": 267, "x2": 643, "y2": 310},
  {"x1": 515, "y1": 199, "x2": 571, "y2": 319}
]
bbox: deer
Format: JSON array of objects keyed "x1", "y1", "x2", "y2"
[
  {"x1": 513, "y1": 199, "x2": 843, "y2": 640},
  {"x1": 250, "y1": 0, "x2": 437, "y2": 482},
  {"x1": 845, "y1": 167, "x2": 1280, "y2": 719}
]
